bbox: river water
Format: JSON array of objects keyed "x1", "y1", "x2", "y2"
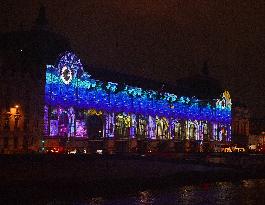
[{"x1": 39, "y1": 178, "x2": 265, "y2": 205}]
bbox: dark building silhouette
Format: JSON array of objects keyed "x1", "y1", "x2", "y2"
[
  {"x1": 174, "y1": 62, "x2": 223, "y2": 100},
  {"x1": 248, "y1": 118, "x2": 265, "y2": 146},
  {"x1": 250, "y1": 118, "x2": 265, "y2": 135},
  {"x1": 232, "y1": 101, "x2": 250, "y2": 145},
  {"x1": 0, "y1": 6, "x2": 71, "y2": 153}
]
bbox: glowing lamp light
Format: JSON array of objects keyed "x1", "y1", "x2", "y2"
[
  {"x1": 96, "y1": 150, "x2": 103, "y2": 155},
  {"x1": 69, "y1": 149, "x2": 77, "y2": 154}
]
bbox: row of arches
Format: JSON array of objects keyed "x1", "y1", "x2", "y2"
[
  {"x1": 44, "y1": 106, "x2": 103, "y2": 139},
  {"x1": 44, "y1": 106, "x2": 229, "y2": 141}
]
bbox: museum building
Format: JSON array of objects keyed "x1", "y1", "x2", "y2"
[
  {"x1": 0, "y1": 6, "x2": 232, "y2": 153},
  {"x1": 42, "y1": 51, "x2": 232, "y2": 153}
]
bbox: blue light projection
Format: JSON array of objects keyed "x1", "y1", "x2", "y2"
[{"x1": 45, "y1": 52, "x2": 232, "y2": 125}]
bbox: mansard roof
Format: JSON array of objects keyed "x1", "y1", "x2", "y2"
[{"x1": 85, "y1": 65, "x2": 223, "y2": 100}]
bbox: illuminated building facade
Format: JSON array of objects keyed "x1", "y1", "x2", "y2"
[
  {"x1": 0, "y1": 6, "x2": 232, "y2": 153},
  {"x1": 43, "y1": 51, "x2": 232, "y2": 153}
]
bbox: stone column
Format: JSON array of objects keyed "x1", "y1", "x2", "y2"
[
  {"x1": 130, "y1": 113, "x2": 136, "y2": 138},
  {"x1": 207, "y1": 122, "x2": 212, "y2": 141},
  {"x1": 104, "y1": 112, "x2": 115, "y2": 154}
]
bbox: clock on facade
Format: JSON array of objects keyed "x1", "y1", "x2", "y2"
[
  {"x1": 57, "y1": 51, "x2": 84, "y2": 85},
  {"x1": 60, "y1": 66, "x2": 73, "y2": 84}
]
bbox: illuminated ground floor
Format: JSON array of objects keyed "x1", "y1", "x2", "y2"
[{"x1": 43, "y1": 106, "x2": 231, "y2": 153}]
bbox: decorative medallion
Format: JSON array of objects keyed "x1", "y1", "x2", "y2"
[
  {"x1": 60, "y1": 66, "x2": 73, "y2": 84},
  {"x1": 57, "y1": 51, "x2": 84, "y2": 84}
]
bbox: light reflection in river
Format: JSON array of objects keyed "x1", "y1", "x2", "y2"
[
  {"x1": 43, "y1": 179, "x2": 265, "y2": 205},
  {"x1": 106, "y1": 179, "x2": 265, "y2": 205}
]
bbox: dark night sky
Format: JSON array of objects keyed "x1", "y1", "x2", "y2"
[{"x1": 1, "y1": 0, "x2": 265, "y2": 118}]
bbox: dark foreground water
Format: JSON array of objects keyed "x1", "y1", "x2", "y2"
[
  {"x1": 91, "y1": 179, "x2": 265, "y2": 205},
  {"x1": 3, "y1": 178, "x2": 265, "y2": 205}
]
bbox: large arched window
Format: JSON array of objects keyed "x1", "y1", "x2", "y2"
[
  {"x1": 156, "y1": 117, "x2": 170, "y2": 140},
  {"x1": 115, "y1": 113, "x2": 131, "y2": 139},
  {"x1": 58, "y1": 108, "x2": 69, "y2": 137},
  {"x1": 186, "y1": 120, "x2": 199, "y2": 140},
  {"x1": 49, "y1": 107, "x2": 58, "y2": 136},
  {"x1": 136, "y1": 115, "x2": 148, "y2": 139},
  {"x1": 75, "y1": 108, "x2": 86, "y2": 137},
  {"x1": 148, "y1": 115, "x2": 156, "y2": 139},
  {"x1": 86, "y1": 109, "x2": 103, "y2": 139},
  {"x1": 218, "y1": 124, "x2": 227, "y2": 142},
  {"x1": 172, "y1": 120, "x2": 182, "y2": 140},
  {"x1": 213, "y1": 123, "x2": 218, "y2": 140},
  {"x1": 44, "y1": 105, "x2": 49, "y2": 136},
  {"x1": 202, "y1": 122, "x2": 208, "y2": 140}
]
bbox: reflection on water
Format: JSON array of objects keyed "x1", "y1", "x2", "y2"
[
  {"x1": 89, "y1": 197, "x2": 104, "y2": 205},
  {"x1": 137, "y1": 191, "x2": 154, "y2": 204},
  {"x1": 102, "y1": 179, "x2": 265, "y2": 205},
  {"x1": 29, "y1": 179, "x2": 265, "y2": 205}
]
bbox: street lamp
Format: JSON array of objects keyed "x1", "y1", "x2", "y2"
[{"x1": 14, "y1": 105, "x2": 21, "y2": 129}]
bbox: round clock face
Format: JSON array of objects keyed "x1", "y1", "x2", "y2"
[
  {"x1": 57, "y1": 52, "x2": 84, "y2": 85},
  {"x1": 60, "y1": 66, "x2": 73, "y2": 84}
]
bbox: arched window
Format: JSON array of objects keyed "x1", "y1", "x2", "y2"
[
  {"x1": 50, "y1": 107, "x2": 58, "y2": 136},
  {"x1": 189, "y1": 124, "x2": 196, "y2": 140},
  {"x1": 221, "y1": 126, "x2": 227, "y2": 142},
  {"x1": 75, "y1": 108, "x2": 86, "y2": 137},
  {"x1": 172, "y1": 120, "x2": 182, "y2": 140},
  {"x1": 156, "y1": 117, "x2": 169, "y2": 140},
  {"x1": 115, "y1": 113, "x2": 131, "y2": 139},
  {"x1": 202, "y1": 122, "x2": 208, "y2": 140},
  {"x1": 137, "y1": 115, "x2": 148, "y2": 139},
  {"x1": 44, "y1": 105, "x2": 49, "y2": 135},
  {"x1": 58, "y1": 108, "x2": 69, "y2": 137},
  {"x1": 86, "y1": 109, "x2": 103, "y2": 139},
  {"x1": 148, "y1": 115, "x2": 156, "y2": 139},
  {"x1": 186, "y1": 120, "x2": 199, "y2": 140}
]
